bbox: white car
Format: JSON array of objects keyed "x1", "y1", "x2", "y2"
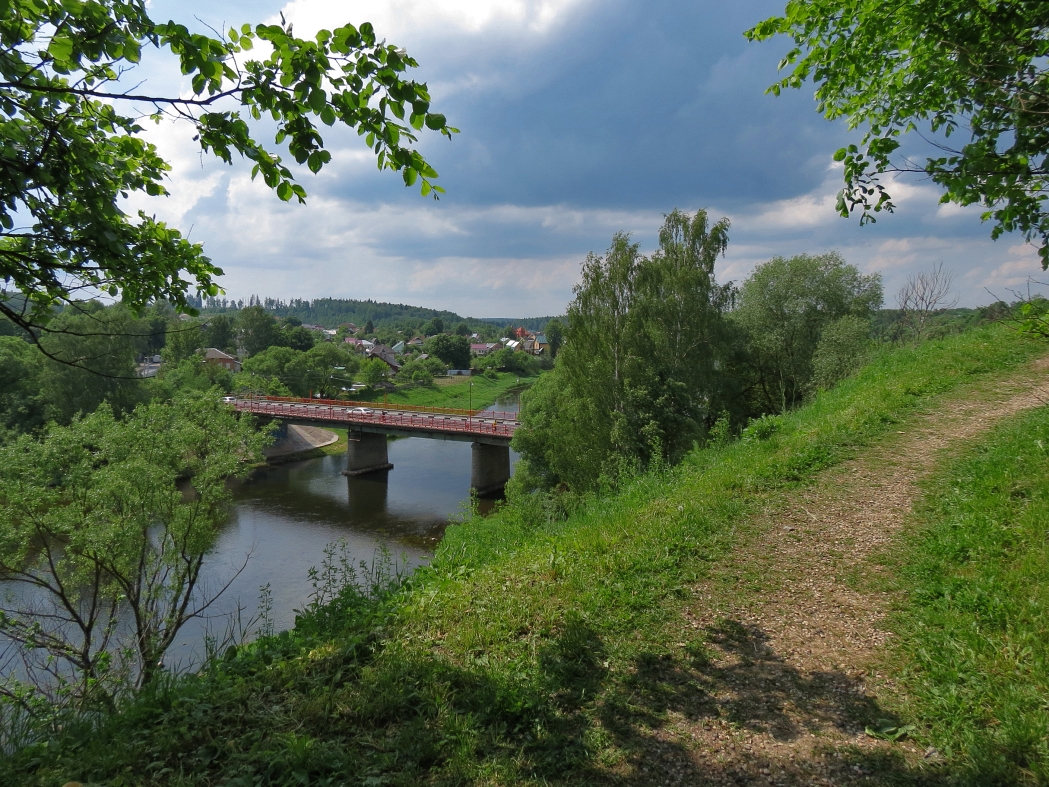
[
  {"x1": 349, "y1": 407, "x2": 373, "y2": 415},
  {"x1": 221, "y1": 396, "x2": 237, "y2": 404}
]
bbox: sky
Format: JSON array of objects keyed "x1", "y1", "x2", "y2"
[{"x1": 126, "y1": 0, "x2": 1047, "y2": 318}]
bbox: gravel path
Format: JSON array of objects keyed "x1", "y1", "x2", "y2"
[{"x1": 632, "y1": 359, "x2": 1049, "y2": 786}]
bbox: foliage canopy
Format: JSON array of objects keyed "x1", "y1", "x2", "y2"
[
  {"x1": 0, "y1": 0, "x2": 456, "y2": 340},
  {"x1": 747, "y1": 0, "x2": 1049, "y2": 266}
]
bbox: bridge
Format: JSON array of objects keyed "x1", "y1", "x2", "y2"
[{"x1": 233, "y1": 396, "x2": 519, "y2": 495}]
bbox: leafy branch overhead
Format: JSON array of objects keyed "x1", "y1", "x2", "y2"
[
  {"x1": 0, "y1": 0, "x2": 457, "y2": 336},
  {"x1": 747, "y1": 0, "x2": 1049, "y2": 266}
]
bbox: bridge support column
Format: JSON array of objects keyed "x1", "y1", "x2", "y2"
[
  {"x1": 471, "y1": 442, "x2": 510, "y2": 496},
  {"x1": 342, "y1": 431, "x2": 393, "y2": 476}
]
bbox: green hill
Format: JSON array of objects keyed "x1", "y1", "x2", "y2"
[
  {"x1": 5, "y1": 324, "x2": 1047, "y2": 786},
  {"x1": 195, "y1": 295, "x2": 561, "y2": 333}
]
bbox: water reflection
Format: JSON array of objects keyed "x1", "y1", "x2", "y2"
[
  {"x1": 165, "y1": 390, "x2": 522, "y2": 666},
  {"x1": 2, "y1": 391, "x2": 525, "y2": 677}
]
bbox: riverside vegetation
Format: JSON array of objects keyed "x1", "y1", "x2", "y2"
[{"x1": 2, "y1": 322, "x2": 1046, "y2": 785}]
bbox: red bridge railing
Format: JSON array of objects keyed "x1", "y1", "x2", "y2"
[
  {"x1": 251, "y1": 395, "x2": 518, "y2": 422},
  {"x1": 236, "y1": 399, "x2": 517, "y2": 440}
]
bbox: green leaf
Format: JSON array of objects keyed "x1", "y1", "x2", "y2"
[
  {"x1": 48, "y1": 36, "x2": 74, "y2": 63},
  {"x1": 308, "y1": 88, "x2": 327, "y2": 114},
  {"x1": 277, "y1": 181, "x2": 293, "y2": 201}
]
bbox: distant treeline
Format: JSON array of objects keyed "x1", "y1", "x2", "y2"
[
  {"x1": 473, "y1": 316, "x2": 560, "y2": 332},
  {"x1": 190, "y1": 295, "x2": 562, "y2": 334}
]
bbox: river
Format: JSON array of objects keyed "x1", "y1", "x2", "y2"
[{"x1": 163, "y1": 392, "x2": 521, "y2": 668}]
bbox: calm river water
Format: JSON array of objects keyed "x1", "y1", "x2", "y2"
[{"x1": 164, "y1": 393, "x2": 521, "y2": 667}]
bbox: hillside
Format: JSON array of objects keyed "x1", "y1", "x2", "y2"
[
  {"x1": 194, "y1": 295, "x2": 562, "y2": 333},
  {"x1": 6, "y1": 324, "x2": 1048, "y2": 786}
]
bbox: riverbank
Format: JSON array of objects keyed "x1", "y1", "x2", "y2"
[
  {"x1": 7, "y1": 326, "x2": 1045, "y2": 786},
  {"x1": 262, "y1": 424, "x2": 340, "y2": 459}
]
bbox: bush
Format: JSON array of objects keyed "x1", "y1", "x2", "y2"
[
  {"x1": 810, "y1": 314, "x2": 872, "y2": 392},
  {"x1": 476, "y1": 347, "x2": 539, "y2": 376}
]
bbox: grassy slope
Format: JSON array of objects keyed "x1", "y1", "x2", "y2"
[
  {"x1": 344, "y1": 371, "x2": 534, "y2": 411},
  {"x1": 885, "y1": 402, "x2": 1049, "y2": 784},
  {"x1": 5, "y1": 326, "x2": 1043, "y2": 787}
]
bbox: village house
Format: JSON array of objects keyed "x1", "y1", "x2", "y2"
[
  {"x1": 366, "y1": 343, "x2": 401, "y2": 372},
  {"x1": 203, "y1": 347, "x2": 241, "y2": 372},
  {"x1": 344, "y1": 337, "x2": 365, "y2": 350}
]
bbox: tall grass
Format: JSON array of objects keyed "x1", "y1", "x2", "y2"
[
  {"x1": 889, "y1": 404, "x2": 1049, "y2": 784},
  {"x1": 2, "y1": 325, "x2": 1043, "y2": 786}
]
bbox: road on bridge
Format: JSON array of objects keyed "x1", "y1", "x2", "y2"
[{"x1": 231, "y1": 397, "x2": 519, "y2": 442}]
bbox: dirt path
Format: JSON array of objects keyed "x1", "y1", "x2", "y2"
[{"x1": 649, "y1": 360, "x2": 1049, "y2": 786}]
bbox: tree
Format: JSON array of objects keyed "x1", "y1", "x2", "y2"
[
  {"x1": 204, "y1": 314, "x2": 236, "y2": 353},
  {"x1": 399, "y1": 355, "x2": 447, "y2": 383},
  {"x1": 732, "y1": 252, "x2": 882, "y2": 413},
  {"x1": 164, "y1": 318, "x2": 205, "y2": 363},
  {"x1": 282, "y1": 324, "x2": 317, "y2": 352},
  {"x1": 0, "y1": 2, "x2": 456, "y2": 346},
  {"x1": 896, "y1": 262, "x2": 958, "y2": 342},
  {"x1": 476, "y1": 347, "x2": 539, "y2": 376},
  {"x1": 38, "y1": 305, "x2": 149, "y2": 423},
  {"x1": 425, "y1": 333, "x2": 470, "y2": 369},
  {"x1": 358, "y1": 357, "x2": 388, "y2": 387},
  {"x1": 454, "y1": 322, "x2": 471, "y2": 336},
  {"x1": 514, "y1": 210, "x2": 733, "y2": 492},
  {"x1": 0, "y1": 395, "x2": 269, "y2": 712},
  {"x1": 0, "y1": 336, "x2": 45, "y2": 439},
  {"x1": 304, "y1": 343, "x2": 359, "y2": 397},
  {"x1": 156, "y1": 356, "x2": 233, "y2": 397},
  {"x1": 747, "y1": 1, "x2": 1049, "y2": 266},
  {"x1": 364, "y1": 320, "x2": 375, "y2": 335},
  {"x1": 545, "y1": 318, "x2": 564, "y2": 358},
  {"x1": 241, "y1": 346, "x2": 309, "y2": 397},
  {"x1": 424, "y1": 317, "x2": 445, "y2": 336},
  {"x1": 236, "y1": 306, "x2": 280, "y2": 357}
]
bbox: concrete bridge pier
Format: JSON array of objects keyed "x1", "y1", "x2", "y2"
[
  {"x1": 342, "y1": 431, "x2": 394, "y2": 476},
  {"x1": 471, "y1": 442, "x2": 511, "y2": 496}
]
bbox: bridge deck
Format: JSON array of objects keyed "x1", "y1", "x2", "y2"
[{"x1": 234, "y1": 398, "x2": 517, "y2": 444}]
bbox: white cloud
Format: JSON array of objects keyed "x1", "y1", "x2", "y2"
[{"x1": 277, "y1": 0, "x2": 589, "y2": 40}]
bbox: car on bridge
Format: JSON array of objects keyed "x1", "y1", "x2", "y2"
[
  {"x1": 349, "y1": 407, "x2": 373, "y2": 415},
  {"x1": 221, "y1": 396, "x2": 237, "y2": 404}
]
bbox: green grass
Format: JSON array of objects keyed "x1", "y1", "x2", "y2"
[
  {"x1": 886, "y1": 403, "x2": 1049, "y2": 784},
  {"x1": 2, "y1": 325, "x2": 1044, "y2": 787},
  {"x1": 346, "y1": 371, "x2": 534, "y2": 411}
]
